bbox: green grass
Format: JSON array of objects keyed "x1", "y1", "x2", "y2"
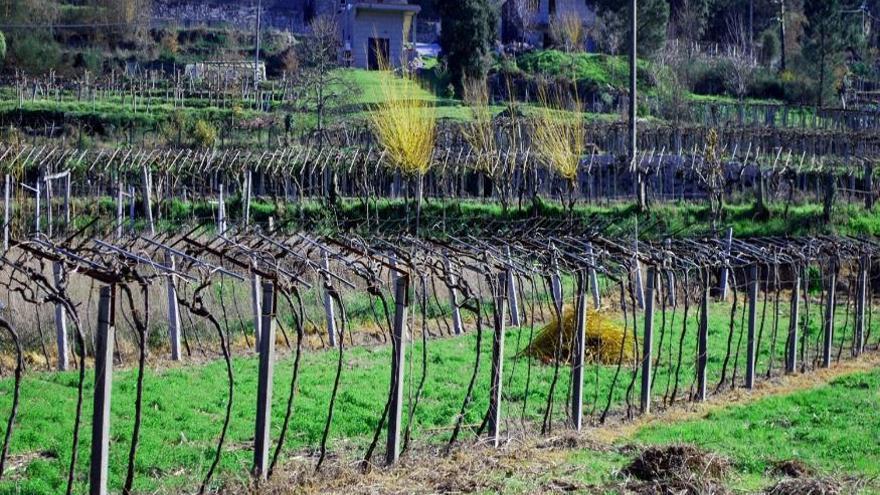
[
  {"x1": 515, "y1": 50, "x2": 653, "y2": 90},
  {"x1": 630, "y1": 370, "x2": 880, "y2": 492},
  {"x1": 2, "y1": 287, "x2": 877, "y2": 493}
]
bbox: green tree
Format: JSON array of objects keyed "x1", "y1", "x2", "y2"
[
  {"x1": 436, "y1": 0, "x2": 498, "y2": 91},
  {"x1": 594, "y1": 0, "x2": 670, "y2": 56},
  {"x1": 803, "y1": 0, "x2": 847, "y2": 106},
  {"x1": 0, "y1": 32, "x2": 6, "y2": 63}
]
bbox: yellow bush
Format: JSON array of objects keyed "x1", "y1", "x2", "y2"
[{"x1": 369, "y1": 59, "x2": 436, "y2": 176}]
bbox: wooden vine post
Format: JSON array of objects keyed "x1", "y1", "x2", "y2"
[
  {"x1": 3, "y1": 174, "x2": 9, "y2": 252},
  {"x1": 571, "y1": 272, "x2": 587, "y2": 430},
  {"x1": 822, "y1": 262, "x2": 837, "y2": 368},
  {"x1": 443, "y1": 254, "x2": 463, "y2": 335},
  {"x1": 696, "y1": 278, "x2": 709, "y2": 402},
  {"x1": 253, "y1": 281, "x2": 277, "y2": 479},
  {"x1": 745, "y1": 264, "x2": 759, "y2": 389},
  {"x1": 386, "y1": 274, "x2": 409, "y2": 465},
  {"x1": 854, "y1": 255, "x2": 868, "y2": 357},
  {"x1": 89, "y1": 286, "x2": 115, "y2": 495},
  {"x1": 487, "y1": 272, "x2": 507, "y2": 447},
  {"x1": 786, "y1": 265, "x2": 801, "y2": 374},
  {"x1": 640, "y1": 267, "x2": 657, "y2": 414},
  {"x1": 115, "y1": 180, "x2": 124, "y2": 239}
]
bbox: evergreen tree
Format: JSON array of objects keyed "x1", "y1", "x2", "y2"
[
  {"x1": 803, "y1": 0, "x2": 847, "y2": 106},
  {"x1": 594, "y1": 0, "x2": 670, "y2": 56},
  {"x1": 436, "y1": 0, "x2": 498, "y2": 91}
]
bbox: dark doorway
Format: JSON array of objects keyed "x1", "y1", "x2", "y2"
[{"x1": 368, "y1": 37, "x2": 390, "y2": 70}]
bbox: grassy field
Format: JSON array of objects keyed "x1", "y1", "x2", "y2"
[
  {"x1": 486, "y1": 367, "x2": 880, "y2": 494},
  {"x1": 0, "y1": 290, "x2": 874, "y2": 494}
]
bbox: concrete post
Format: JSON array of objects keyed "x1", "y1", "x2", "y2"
[
  {"x1": 641, "y1": 268, "x2": 657, "y2": 414},
  {"x1": 386, "y1": 275, "x2": 409, "y2": 465},
  {"x1": 88, "y1": 286, "x2": 115, "y2": 495},
  {"x1": 322, "y1": 252, "x2": 337, "y2": 347},
  {"x1": 253, "y1": 281, "x2": 276, "y2": 479},
  {"x1": 571, "y1": 273, "x2": 587, "y2": 429},
  {"x1": 746, "y1": 264, "x2": 759, "y2": 389},
  {"x1": 823, "y1": 267, "x2": 837, "y2": 368},
  {"x1": 165, "y1": 251, "x2": 182, "y2": 361},
  {"x1": 786, "y1": 266, "x2": 801, "y2": 373},
  {"x1": 487, "y1": 272, "x2": 507, "y2": 447},
  {"x1": 53, "y1": 262, "x2": 69, "y2": 371}
]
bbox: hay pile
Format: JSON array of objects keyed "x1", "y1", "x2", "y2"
[
  {"x1": 622, "y1": 445, "x2": 732, "y2": 495},
  {"x1": 765, "y1": 478, "x2": 842, "y2": 495},
  {"x1": 522, "y1": 306, "x2": 634, "y2": 365}
]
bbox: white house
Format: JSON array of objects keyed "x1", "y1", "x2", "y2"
[{"x1": 337, "y1": 1, "x2": 421, "y2": 69}]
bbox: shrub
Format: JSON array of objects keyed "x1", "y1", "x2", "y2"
[
  {"x1": 8, "y1": 33, "x2": 62, "y2": 75},
  {"x1": 191, "y1": 119, "x2": 217, "y2": 148},
  {"x1": 0, "y1": 31, "x2": 6, "y2": 63}
]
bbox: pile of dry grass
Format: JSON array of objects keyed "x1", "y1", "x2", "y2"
[
  {"x1": 765, "y1": 477, "x2": 842, "y2": 495},
  {"x1": 522, "y1": 306, "x2": 634, "y2": 365},
  {"x1": 772, "y1": 459, "x2": 814, "y2": 478},
  {"x1": 622, "y1": 445, "x2": 732, "y2": 495}
]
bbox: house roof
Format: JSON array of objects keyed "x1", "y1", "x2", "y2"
[{"x1": 351, "y1": 2, "x2": 421, "y2": 15}]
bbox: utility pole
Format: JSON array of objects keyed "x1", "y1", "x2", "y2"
[
  {"x1": 778, "y1": 0, "x2": 787, "y2": 72},
  {"x1": 254, "y1": 0, "x2": 262, "y2": 92},
  {"x1": 630, "y1": 0, "x2": 642, "y2": 210}
]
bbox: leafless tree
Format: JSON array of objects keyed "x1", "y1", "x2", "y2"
[
  {"x1": 293, "y1": 14, "x2": 360, "y2": 204},
  {"x1": 726, "y1": 14, "x2": 756, "y2": 103}
]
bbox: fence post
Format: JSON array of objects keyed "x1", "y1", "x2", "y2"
[
  {"x1": 322, "y1": 251, "x2": 337, "y2": 347},
  {"x1": 588, "y1": 243, "x2": 601, "y2": 309},
  {"x1": 244, "y1": 168, "x2": 253, "y2": 226},
  {"x1": 128, "y1": 186, "x2": 135, "y2": 232},
  {"x1": 251, "y1": 271, "x2": 262, "y2": 351},
  {"x1": 551, "y1": 259, "x2": 563, "y2": 316},
  {"x1": 746, "y1": 264, "x2": 759, "y2": 389},
  {"x1": 634, "y1": 240, "x2": 645, "y2": 309},
  {"x1": 217, "y1": 184, "x2": 226, "y2": 233},
  {"x1": 386, "y1": 274, "x2": 409, "y2": 465},
  {"x1": 786, "y1": 265, "x2": 801, "y2": 373},
  {"x1": 855, "y1": 256, "x2": 868, "y2": 357},
  {"x1": 3, "y1": 174, "x2": 9, "y2": 252},
  {"x1": 89, "y1": 286, "x2": 115, "y2": 495},
  {"x1": 696, "y1": 280, "x2": 709, "y2": 402},
  {"x1": 34, "y1": 180, "x2": 41, "y2": 234},
  {"x1": 64, "y1": 172, "x2": 71, "y2": 230},
  {"x1": 444, "y1": 254, "x2": 463, "y2": 335},
  {"x1": 142, "y1": 165, "x2": 155, "y2": 236},
  {"x1": 571, "y1": 272, "x2": 587, "y2": 430},
  {"x1": 664, "y1": 239, "x2": 676, "y2": 307},
  {"x1": 719, "y1": 227, "x2": 734, "y2": 299},
  {"x1": 823, "y1": 264, "x2": 837, "y2": 368},
  {"x1": 53, "y1": 262, "x2": 69, "y2": 371},
  {"x1": 115, "y1": 181, "x2": 124, "y2": 239},
  {"x1": 165, "y1": 251, "x2": 182, "y2": 361},
  {"x1": 641, "y1": 267, "x2": 657, "y2": 414},
  {"x1": 506, "y1": 246, "x2": 521, "y2": 327},
  {"x1": 253, "y1": 281, "x2": 276, "y2": 479},
  {"x1": 487, "y1": 272, "x2": 507, "y2": 447}
]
